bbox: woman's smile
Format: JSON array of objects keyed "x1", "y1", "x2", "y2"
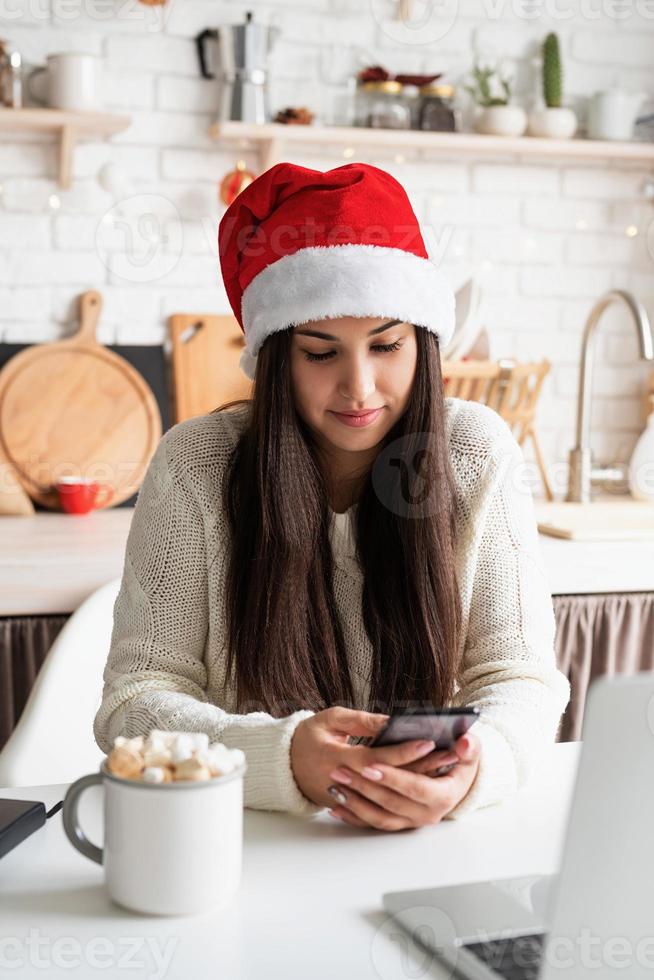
[{"x1": 329, "y1": 408, "x2": 384, "y2": 428}]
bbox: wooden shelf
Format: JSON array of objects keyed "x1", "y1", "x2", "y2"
[
  {"x1": 0, "y1": 107, "x2": 131, "y2": 189},
  {"x1": 209, "y1": 119, "x2": 654, "y2": 172}
]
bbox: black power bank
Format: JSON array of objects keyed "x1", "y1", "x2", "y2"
[{"x1": 0, "y1": 799, "x2": 47, "y2": 859}]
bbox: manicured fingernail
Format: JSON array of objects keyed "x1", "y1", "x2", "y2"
[
  {"x1": 329, "y1": 768, "x2": 352, "y2": 784},
  {"x1": 328, "y1": 785, "x2": 348, "y2": 805},
  {"x1": 361, "y1": 766, "x2": 383, "y2": 780},
  {"x1": 328, "y1": 809, "x2": 342, "y2": 820},
  {"x1": 416, "y1": 740, "x2": 435, "y2": 754},
  {"x1": 460, "y1": 736, "x2": 470, "y2": 750}
]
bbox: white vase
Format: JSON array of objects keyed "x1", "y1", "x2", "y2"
[
  {"x1": 474, "y1": 105, "x2": 527, "y2": 137},
  {"x1": 527, "y1": 106, "x2": 577, "y2": 139},
  {"x1": 628, "y1": 414, "x2": 654, "y2": 502}
]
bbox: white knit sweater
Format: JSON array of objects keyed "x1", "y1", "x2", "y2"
[{"x1": 93, "y1": 398, "x2": 570, "y2": 820}]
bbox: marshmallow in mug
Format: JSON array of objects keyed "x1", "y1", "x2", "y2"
[{"x1": 108, "y1": 730, "x2": 245, "y2": 784}]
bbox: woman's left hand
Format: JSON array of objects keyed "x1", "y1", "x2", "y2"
[{"x1": 326, "y1": 732, "x2": 481, "y2": 831}]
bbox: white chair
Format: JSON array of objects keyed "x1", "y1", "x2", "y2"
[{"x1": 0, "y1": 577, "x2": 121, "y2": 788}]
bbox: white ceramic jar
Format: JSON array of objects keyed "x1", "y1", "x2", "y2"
[{"x1": 628, "y1": 414, "x2": 654, "y2": 502}]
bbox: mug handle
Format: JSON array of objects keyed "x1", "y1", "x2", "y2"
[
  {"x1": 62, "y1": 772, "x2": 104, "y2": 866},
  {"x1": 25, "y1": 66, "x2": 49, "y2": 107},
  {"x1": 94, "y1": 485, "x2": 114, "y2": 508}
]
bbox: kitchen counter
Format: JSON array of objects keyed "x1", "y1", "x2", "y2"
[
  {"x1": 538, "y1": 534, "x2": 654, "y2": 595},
  {"x1": 1, "y1": 509, "x2": 133, "y2": 616},
  {"x1": 1, "y1": 506, "x2": 653, "y2": 616}
]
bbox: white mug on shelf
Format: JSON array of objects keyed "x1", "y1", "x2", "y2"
[
  {"x1": 26, "y1": 52, "x2": 104, "y2": 111},
  {"x1": 586, "y1": 89, "x2": 647, "y2": 141},
  {"x1": 62, "y1": 757, "x2": 246, "y2": 915}
]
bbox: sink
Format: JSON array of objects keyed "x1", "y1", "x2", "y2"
[{"x1": 535, "y1": 499, "x2": 654, "y2": 541}]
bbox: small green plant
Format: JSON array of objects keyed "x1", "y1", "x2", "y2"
[
  {"x1": 542, "y1": 32, "x2": 562, "y2": 108},
  {"x1": 464, "y1": 64, "x2": 513, "y2": 107}
]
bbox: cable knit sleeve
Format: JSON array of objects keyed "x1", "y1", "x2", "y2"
[
  {"x1": 92, "y1": 425, "x2": 321, "y2": 817},
  {"x1": 445, "y1": 409, "x2": 571, "y2": 820}
]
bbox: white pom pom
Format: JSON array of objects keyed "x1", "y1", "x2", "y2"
[{"x1": 239, "y1": 346, "x2": 258, "y2": 381}]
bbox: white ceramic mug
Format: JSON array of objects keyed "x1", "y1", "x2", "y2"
[
  {"x1": 63, "y1": 758, "x2": 246, "y2": 915},
  {"x1": 27, "y1": 53, "x2": 103, "y2": 111},
  {"x1": 587, "y1": 90, "x2": 646, "y2": 141}
]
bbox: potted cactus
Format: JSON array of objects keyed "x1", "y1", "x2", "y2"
[
  {"x1": 464, "y1": 63, "x2": 527, "y2": 137},
  {"x1": 527, "y1": 32, "x2": 577, "y2": 139}
]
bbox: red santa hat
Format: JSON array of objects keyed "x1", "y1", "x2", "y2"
[{"x1": 218, "y1": 161, "x2": 455, "y2": 380}]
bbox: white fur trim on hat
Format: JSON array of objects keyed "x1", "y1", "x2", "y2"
[
  {"x1": 239, "y1": 345, "x2": 258, "y2": 381},
  {"x1": 238, "y1": 243, "x2": 455, "y2": 379}
]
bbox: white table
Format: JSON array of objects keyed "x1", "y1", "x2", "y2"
[{"x1": 0, "y1": 742, "x2": 580, "y2": 979}]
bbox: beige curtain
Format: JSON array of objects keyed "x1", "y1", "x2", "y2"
[
  {"x1": 553, "y1": 593, "x2": 654, "y2": 742},
  {"x1": 0, "y1": 615, "x2": 67, "y2": 751}
]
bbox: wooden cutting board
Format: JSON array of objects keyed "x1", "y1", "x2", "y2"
[
  {"x1": 536, "y1": 500, "x2": 654, "y2": 540},
  {"x1": 0, "y1": 440, "x2": 34, "y2": 516},
  {"x1": 169, "y1": 313, "x2": 252, "y2": 423},
  {"x1": 0, "y1": 290, "x2": 162, "y2": 510}
]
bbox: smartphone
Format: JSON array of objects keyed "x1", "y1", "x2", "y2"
[
  {"x1": 369, "y1": 707, "x2": 480, "y2": 750},
  {"x1": 0, "y1": 798, "x2": 46, "y2": 860}
]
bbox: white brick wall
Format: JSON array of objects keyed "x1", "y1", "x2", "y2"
[{"x1": 1, "y1": 0, "x2": 654, "y2": 498}]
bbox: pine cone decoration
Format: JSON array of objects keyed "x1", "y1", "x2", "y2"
[{"x1": 273, "y1": 107, "x2": 314, "y2": 125}]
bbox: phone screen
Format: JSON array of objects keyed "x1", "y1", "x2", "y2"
[{"x1": 370, "y1": 707, "x2": 480, "y2": 750}]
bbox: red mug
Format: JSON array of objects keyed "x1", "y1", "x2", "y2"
[{"x1": 56, "y1": 477, "x2": 114, "y2": 515}]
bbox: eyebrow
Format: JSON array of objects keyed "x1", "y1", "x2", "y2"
[{"x1": 294, "y1": 319, "x2": 402, "y2": 341}]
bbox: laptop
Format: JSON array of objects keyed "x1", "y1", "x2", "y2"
[{"x1": 383, "y1": 672, "x2": 654, "y2": 979}]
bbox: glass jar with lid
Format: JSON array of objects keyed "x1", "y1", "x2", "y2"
[
  {"x1": 418, "y1": 83, "x2": 457, "y2": 132},
  {"x1": 355, "y1": 80, "x2": 411, "y2": 129},
  {"x1": 398, "y1": 83, "x2": 422, "y2": 129}
]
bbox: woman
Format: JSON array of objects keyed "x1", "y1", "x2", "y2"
[{"x1": 94, "y1": 162, "x2": 570, "y2": 831}]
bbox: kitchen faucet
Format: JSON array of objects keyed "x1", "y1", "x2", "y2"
[{"x1": 567, "y1": 289, "x2": 654, "y2": 503}]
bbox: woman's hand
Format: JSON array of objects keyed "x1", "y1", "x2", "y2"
[
  {"x1": 325, "y1": 731, "x2": 482, "y2": 831},
  {"x1": 290, "y1": 707, "x2": 443, "y2": 809}
]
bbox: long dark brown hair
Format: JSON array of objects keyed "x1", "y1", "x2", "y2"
[{"x1": 214, "y1": 325, "x2": 463, "y2": 717}]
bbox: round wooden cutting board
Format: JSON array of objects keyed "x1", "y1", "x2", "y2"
[{"x1": 0, "y1": 290, "x2": 162, "y2": 510}]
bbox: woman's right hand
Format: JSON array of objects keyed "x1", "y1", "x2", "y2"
[{"x1": 289, "y1": 706, "x2": 453, "y2": 809}]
